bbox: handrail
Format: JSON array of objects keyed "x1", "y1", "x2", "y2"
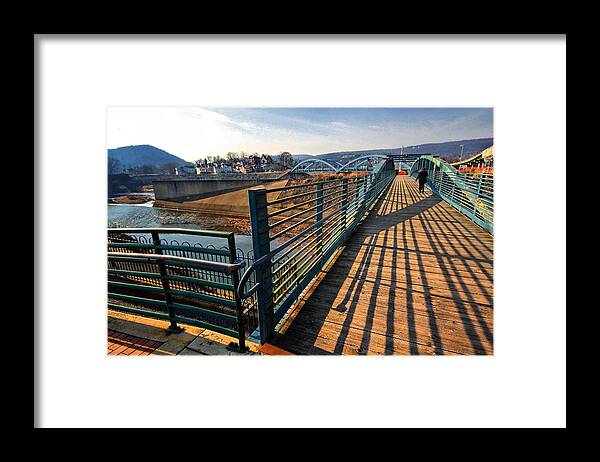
[
  {"x1": 107, "y1": 252, "x2": 245, "y2": 274},
  {"x1": 108, "y1": 227, "x2": 233, "y2": 238},
  {"x1": 237, "y1": 254, "x2": 270, "y2": 299},
  {"x1": 241, "y1": 156, "x2": 397, "y2": 343},
  {"x1": 107, "y1": 227, "x2": 250, "y2": 352},
  {"x1": 409, "y1": 155, "x2": 493, "y2": 234}
]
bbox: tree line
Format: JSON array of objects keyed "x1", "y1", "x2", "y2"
[
  {"x1": 108, "y1": 151, "x2": 297, "y2": 175},
  {"x1": 197, "y1": 151, "x2": 295, "y2": 167},
  {"x1": 108, "y1": 157, "x2": 182, "y2": 175}
]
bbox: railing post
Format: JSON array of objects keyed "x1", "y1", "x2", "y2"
[
  {"x1": 357, "y1": 177, "x2": 366, "y2": 219},
  {"x1": 315, "y1": 182, "x2": 323, "y2": 266},
  {"x1": 451, "y1": 172, "x2": 457, "y2": 200},
  {"x1": 151, "y1": 231, "x2": 183, "y2": 334},
  {"x1": 226, "y1": 234, "x2": 247, "y2": 353},
  {"x1": 341, "y1": 177, "x2": 349, "y2": 237},
  {"x1": 316, "y1": 182, "x2": 324, "y2": 262},
  {"x1": 248, "y1": 187, "x2": 275, "y2": 344},
  {"x1": 477, "y1": 174, "x2": 483, "y2": 197},
  {"x1": 429, "y1": 164, "x2": 435, "y2": 193},
  {"x1": 365, "y1": 174, "x2": 373, "y2": 208}
]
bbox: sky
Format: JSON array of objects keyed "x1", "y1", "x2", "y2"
[{"x1": 107, "y1": 107, "x2": 493, "y2": 162}]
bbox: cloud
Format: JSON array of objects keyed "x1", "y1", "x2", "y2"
[
  {"x1": 330, "y1": 121, "x2": 351, "y2": 128},
  {"x1": 107, "y1": 107, "x2": 493, "y2": 159},
  {"x1": 235, "y1": 121, "x2": 263, "y2": 132},
  {"x1": 107, "y1": 107, "x2": 252, "y2": 160},
  {"x1": 179, "y1": 108, "x2": 270, "y2": 134}
]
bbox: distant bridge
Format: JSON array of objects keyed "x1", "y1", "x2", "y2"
[
  {"x1": 289, "y1": 155, "x2": 392, "y2": 174},
  {"x1": 388, "y1": 152, "x2": 422, "y2": 163}
]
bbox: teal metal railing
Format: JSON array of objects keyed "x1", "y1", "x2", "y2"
[
  {"x1": 237, "y1": 157, "x2": 397, "y2": 344},
  {"x1": 107, "y1": 228, "x2": 254, "y2": 352},
  {"x1": 409, "y1": 155, "x2": 494, "y2": 234}
]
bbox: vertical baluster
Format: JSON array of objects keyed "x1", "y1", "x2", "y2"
[
  {"x1": 341, "y1": 177, "x2": 349, "y2": 238},
  {"x1": 151, "y1": 231, "x2": 182, "y2": 334},
  {"x1": 316, "y1": 182, "x2": 324, "y2": 264},
  {"x1": 227, "y1": 233, "x2": 247, "y2": 353}
]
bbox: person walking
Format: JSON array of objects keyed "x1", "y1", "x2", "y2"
[{"x1": 417, "y1": 167, "x2": 428, "y2": 193}]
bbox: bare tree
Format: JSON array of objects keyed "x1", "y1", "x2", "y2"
[
  {"x1": 162, "y1": 162, "x2": 180, "y2": 174},
  {"x1": 278, "y1": 151, "x2": 293, "y2": 167},
  {"x1": 226, "y1": 152, "x2": 240, "y2": 162},
  {"x1": 108, "y1": 157, "x2": 122, "y2": 174},
  {"x1": 128, "y1": 164, "x2": 159, "y2": 174}
]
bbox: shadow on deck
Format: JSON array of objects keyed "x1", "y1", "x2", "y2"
[{"x1": 271, "y1": 175, "x2": 494, "y2": 355}]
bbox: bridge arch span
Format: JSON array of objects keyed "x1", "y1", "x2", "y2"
[
  {"x1": 337, "y1": 155, "x2": 390, "y2": 172},
  {"x1": 289, "y1": 158, "x2": 339, "y2": 173}
]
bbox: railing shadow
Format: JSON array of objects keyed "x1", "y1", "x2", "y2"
[
  {"x1": 273, "y1": 175, "x2": 493, "y2": 355},
  {"x1": 406, "y1": 182, "x2": 493, "y2": 354},
  {"x1": 273, "y1": 180, "x2": 398, "y2": 355}
]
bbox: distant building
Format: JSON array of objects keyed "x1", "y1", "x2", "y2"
[
  {"x1": 179, "y1": 165, "x2": 197, "y2": 175},
  {"x1": 195, "y1": 165, "x2": 213, "y2": 174},
  {"x1": 215, "y1": 163, "x2": 233, "y2": 173},
  {"x1": 233, "y1": 162, "x2": 247, "y2": 174},
  {"x1": 261, "y1": 154, "x2": 273, "y2": 165}
]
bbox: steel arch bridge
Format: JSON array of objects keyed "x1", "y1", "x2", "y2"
[
  {"x1": 289, "y1": 158, "x2": 339, "y2": 173},
  {"x1": 337, "y1": 155, "x2": 389, "y2": 172},
  {"x1": 289, "y1": 155, "x2": 390, "y2": 174}
]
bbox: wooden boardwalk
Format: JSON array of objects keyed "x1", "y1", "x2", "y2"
[{"x1": 272, "y1": 175, "x2": 494, "y2": 355}]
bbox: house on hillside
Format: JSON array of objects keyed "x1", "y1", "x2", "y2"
[
  {"x1": 261, "y1": 154, "x2": 273, "y2": 165},
  {"x1": 178, "y1": 165, "x2": 197, "y2": 175},
  {"x1": 215, "y1": 162, "x2": 233, "y2": 173},
  {"x1": 233, "y1": 161, "x2": 247, "y2": 174},
  {"x1": 195, "y1": 165, "x2": 213, "y2": 174}
]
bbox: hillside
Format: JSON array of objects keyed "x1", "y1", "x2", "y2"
[
  {"x1": 293, "y1": 138, "x2": 493, "y2": 163},
  {"x1": 108, "y1": 145, "x2": 191, "y2": 170}
]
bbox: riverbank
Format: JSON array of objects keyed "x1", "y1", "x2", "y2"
[
  {"x1": 111, "y1": 194, "x2": 153, "y2": 205},
  {"x1": 153, "y1": 179, "x2": 290, "y2": 218},
  {"x1": 107, "y1": 175, "x2": 340, "y2": 249},
  {"x1": 108, "y1": 202, "x2": 253, "y2": 237}
]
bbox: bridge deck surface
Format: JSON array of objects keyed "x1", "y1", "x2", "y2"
[{"x1": 272, "y1": 175, "x2": 494, "y2": 355}]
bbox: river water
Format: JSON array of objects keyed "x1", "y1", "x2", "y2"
[{"x1": 108, "y1": 198, "x2": 257, "y2": 255}]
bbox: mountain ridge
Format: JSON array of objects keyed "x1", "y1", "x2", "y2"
[
  {"x1": 108, "y1": 144, "x2": 191, "y2": 169},
  {"x1": 108, "y1": 137, "x2": 494, "y2": 168},
  {"x1": 292, "y1": 137, "x2": 493, "y2": 162}
]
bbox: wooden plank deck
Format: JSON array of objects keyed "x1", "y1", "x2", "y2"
[{"x1": 271, "y1": 174, "x2": 494, "y2": 355}]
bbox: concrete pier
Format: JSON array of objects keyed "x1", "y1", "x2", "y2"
[{"x1": 152, "y1": 173, "x2": 286, "y2": 202}]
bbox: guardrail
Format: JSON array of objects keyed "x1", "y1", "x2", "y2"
[
  {"x1": 409, "y1": 155, "x2": 493, "y2": 234},
  {"x1": 107, "y1": 228, "x2": 254, "y2": 352},
  {"x1": 237, "y1": 157, "x2": 397, "y2": 344}
]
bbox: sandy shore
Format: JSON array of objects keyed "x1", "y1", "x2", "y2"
[{"x1": 111, "y1": 195, "x2": 153, "y2": 205}]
